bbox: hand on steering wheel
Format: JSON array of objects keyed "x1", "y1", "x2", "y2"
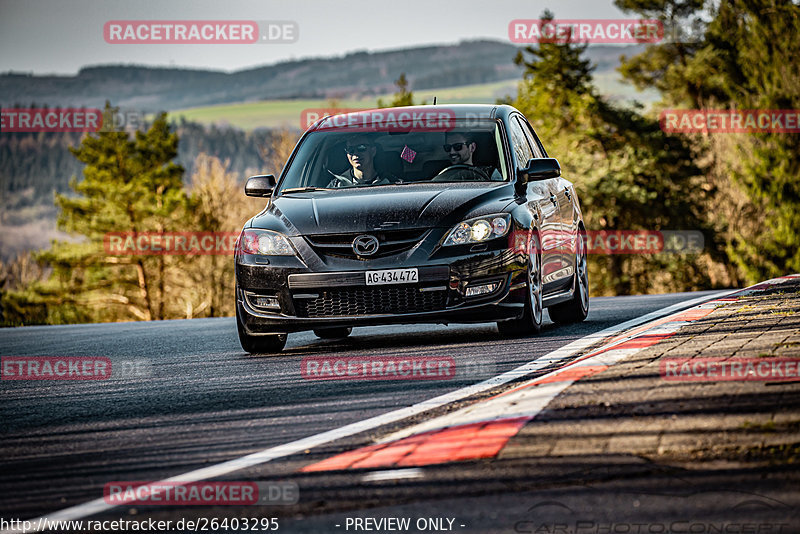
[{"x1": 431, "y1": 164, "x2": 492, "y2": 182}]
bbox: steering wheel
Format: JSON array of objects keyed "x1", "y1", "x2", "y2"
[{"x1": 431, "y1": 164, "x2": 492, "y2": 182}]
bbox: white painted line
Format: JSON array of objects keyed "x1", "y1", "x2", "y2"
[
  {"x1": 2, "y1": 290, "x2": 735, "y2": 533},
  {"x1": 362, "y1": 468, "x2": 424, "y2": 482}
]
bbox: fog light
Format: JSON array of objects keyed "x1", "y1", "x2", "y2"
[
  {"x1": 251, "y1": 295, "x2": 281, "y2": 310},
  {"x1": 465, "y1": 282, "x2": 500, "y2": 297}
]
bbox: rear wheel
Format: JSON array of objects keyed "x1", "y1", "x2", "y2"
[
  {"x1": 313, "y1": 327, "x2": 352, "y2": 339},
  {"x1": 236, "y1": 306, "x2": 287, "y2": 354},
  {"x1": 498, "y1": 235, "x2": 543, "y2": 336},
  {"x1": 548, "y1": 230, "x2": 589, "y2": 325}
]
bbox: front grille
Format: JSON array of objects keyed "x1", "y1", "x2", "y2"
[
  {"x1": 294, "y1": 286, "x2": 447, "y2": 317},
  {"x1": 305, "y1": 229, "x2": 428, "y2": 259}
]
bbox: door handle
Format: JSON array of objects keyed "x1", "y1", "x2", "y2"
[
  {"x1": 564, "y1": 187, "x2": 571, "y2": 200},
  {"x1": 549, "y1": 194, "x2": 557, "y2": 205}
]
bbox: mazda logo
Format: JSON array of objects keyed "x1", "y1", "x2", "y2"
[{"x1": 352, "y1": 234, "x2": 379, "y2": 256}]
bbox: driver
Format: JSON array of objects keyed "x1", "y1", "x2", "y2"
[
  {"x1": 443, "y1": 132, "x2": 502, "y2": 180},
  {"x1": 327, "y1": 135, "x2": 393, "y2": 187}
]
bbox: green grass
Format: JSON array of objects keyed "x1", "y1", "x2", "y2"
[
  {"x1": 412, "y1": 79, "x2": 519, "y2": 104},
  {"x1": 169, "y1": 79, "x2": 521, "y2": 130},
  {"x1": 171, "y1": 99, "x2": 365, "y2": 130},
  {"x1": 169, "y1": 77, "x2": 658, "y2": 131}
]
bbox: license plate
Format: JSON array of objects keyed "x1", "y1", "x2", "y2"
[{"x1": 365, "y1": 268, "x2": 419, "y2": 285}]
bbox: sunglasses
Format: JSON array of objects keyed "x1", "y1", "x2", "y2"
[
  {"x1": 345, "y1": 144, "x2": 371, "y2": 155},
  {"x1": 443, "y1": 142, "x2": 470, "y2": 152}
]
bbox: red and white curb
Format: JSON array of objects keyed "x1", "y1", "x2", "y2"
[{"x1": 302, "y1": 275, "x2": 799, "y2": 472}]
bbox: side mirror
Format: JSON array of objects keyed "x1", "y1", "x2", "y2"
[
  {"x1": 245, "y1": 175, "x2": 276, "y2": 197},
  {"x1": 518, "y1": 158, "x2": 561, "y2": 182}
]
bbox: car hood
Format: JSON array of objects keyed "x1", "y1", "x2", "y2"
[{"x1": 249, "y1": 183, "x2": 514, "y2": 235}]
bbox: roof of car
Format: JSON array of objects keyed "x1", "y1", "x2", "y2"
[{"x1": 308, "y1": 104, "x2": 518, "y2": 132}]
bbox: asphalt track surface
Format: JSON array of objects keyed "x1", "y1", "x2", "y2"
[{"x1": 4, "y1": 291, "x2": 796, "y2": 533}]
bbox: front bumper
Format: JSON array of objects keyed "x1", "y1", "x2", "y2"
[{"x1": 236, "y1": 247, "x2": 529, "y2": 335}]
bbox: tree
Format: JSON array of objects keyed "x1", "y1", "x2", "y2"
[
  {"x1": 377, "y1": 73, "x2": 424, "y2": 108},
  {"x1": 259, "y1": 128, "x2": 300, "y2": 177},
  {"x1": 0, "y1": 252, "x2": 49, "y2": 326},
  {"x1": 36, "y1": 103, "x2": 189, "y2": 322},
  {"x1": 186, "y1": 154, "x2": 265, "y2": 318},
  {"x1": 514, "y1": 11, "x2": 717, "y2": 294},
  {"x1": 615, "y1": 0, "x2": 800, "y2": 281},
  {"x1": 615, "y1": 0, "x2": 710, "y2": 107}
]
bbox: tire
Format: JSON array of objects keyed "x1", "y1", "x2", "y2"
[
  {"x1": 548, "y1": 229, "x2": 589, "y2": 325},
  {"x1": 313, "y1": 327, "x2": 353, "y2": 339},
  {"x1": 497, "y1": 234, "x2": 543, "y2": 336},
  {"x1": 236, "y1": 306, "x2": 287, "y2": 354}
]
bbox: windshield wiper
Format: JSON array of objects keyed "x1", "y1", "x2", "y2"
[{"x1": 280, "y1": 187, "x2": 330, "y2": 194}]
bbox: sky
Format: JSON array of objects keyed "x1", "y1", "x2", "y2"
[{"x1": 0, "y1": 0, "x2": 630, "y2": 75}]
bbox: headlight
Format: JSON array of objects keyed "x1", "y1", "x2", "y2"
[
  {"x1": 237, "y1": 229, "x2": 295, "y2": 256},
  {"x1": 443, "y1": 214, "x2": 511, "y2": 246}
]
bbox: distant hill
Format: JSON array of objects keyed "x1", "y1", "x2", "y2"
[{"x1": 0, "y1": 40, "x2": 647, "y2": 112}]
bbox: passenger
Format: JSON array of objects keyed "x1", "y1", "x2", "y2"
[
  {"x1": 327, "y1": 135, "x2": 393, "y2": 187},
  {"x1": 442, "y1": 132, "x2": 502, "y2": 180}
]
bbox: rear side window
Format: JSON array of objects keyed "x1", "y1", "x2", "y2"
[
  {"x1": 517, "y1": 116, "x2": 546, "y2": 158},
  {"x1": 508, "y1": 116, "x2": 534, "y2": 168}
]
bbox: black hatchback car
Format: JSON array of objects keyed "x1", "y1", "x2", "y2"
[{"x1": 235, "y1": 104, "x2": 588, "y2": 353}]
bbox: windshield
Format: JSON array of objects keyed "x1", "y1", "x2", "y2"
[{"x1": 276, "y1": 118, "x2": 508, "y2": 194}]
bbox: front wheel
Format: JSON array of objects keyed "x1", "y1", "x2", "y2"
[
  {"x1": 498, "y1": 235, "x2": 543, "y2": 336},
  {"x1": 236, "y1": 306, "x2": 287, "y2": 354},
  {"x1": 548, "y1": 230, "x2": 589, "y2": 325}
]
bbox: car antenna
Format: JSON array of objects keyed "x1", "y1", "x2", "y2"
[{"x1": 433, "y1": 97, "x2": 437, "y2": 105}]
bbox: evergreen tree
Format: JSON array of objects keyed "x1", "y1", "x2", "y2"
[
  {"x1": 514, "y1": 11, "x2": 715, "y2": 294},
  {"x1": 36, "y1": 103, "x2": 189, "y2": 322},
  {"x1": 615, "y1": 0, "x2": 800, "y2": 281},
  {"x1": 377, "y1": 73, "x2": 423, "y2": 107}
]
